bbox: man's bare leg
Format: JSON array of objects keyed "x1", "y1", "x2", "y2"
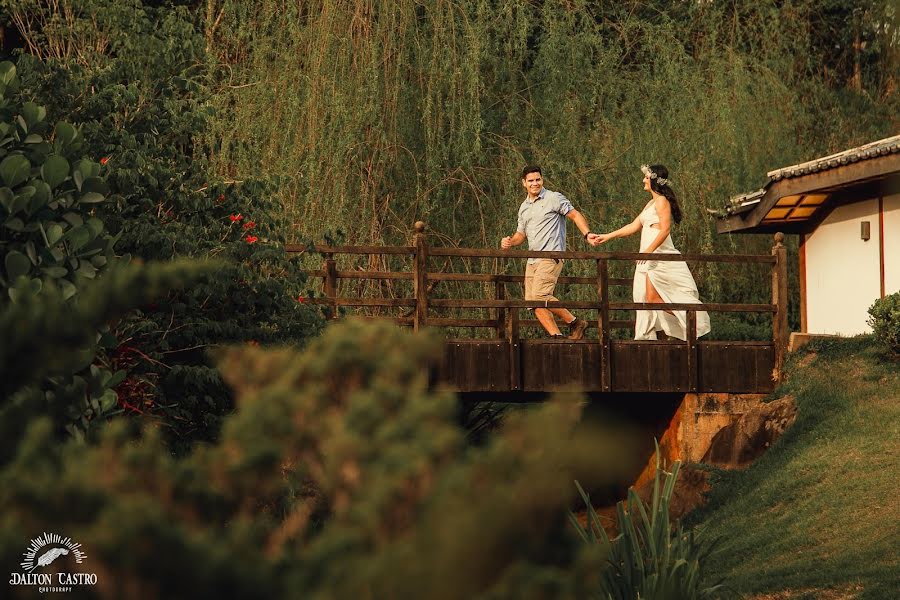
[
  {"x1": 535, "y1": 308, "x2": 561, "y2": 335},
  {"x1": 536, "y1": 307, "x2": 579, "y2": 336}
]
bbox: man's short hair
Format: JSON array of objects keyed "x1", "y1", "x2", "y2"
[{"x1": 521, "y1": 165, "x2": 542, "y2": 179}]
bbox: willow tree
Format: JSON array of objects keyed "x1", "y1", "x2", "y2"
[{"x1": 202, "y1": 0, "x2": 896, "y2": 321}]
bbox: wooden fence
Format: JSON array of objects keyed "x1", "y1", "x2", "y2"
[{"x1": 288, "y1": 222, "x2": 790, "y2": 392}]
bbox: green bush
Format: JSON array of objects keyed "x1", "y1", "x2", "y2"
[
  {"x1": 0, "y1": 60, "x2": 128, "y2": 438},
  {"x1": 867, "y1": 292, "x2": 900, "y2": 355},
  {"x1": 570, "y1": 444, "x2": 725, "y2": 599},
  {"x1": 0, "y1": 319, "x2": 640, "y2": 598},
  {"x1": 7, "y1": 3, "x2": 324, "y2": 448}
]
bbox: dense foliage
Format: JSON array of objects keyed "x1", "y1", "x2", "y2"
[
  {"x1": 0, "y1": 60, "x2": 128, "y2": 438},
  {"x1": 1, "y1": 1, "x2": 323, "y2": 448},
  {"x1": 868, "y1": 292, "x2": 900, "y2": 354},
  {"x1": 0, "y1": 318, "x2": 646, "y2": 599}
]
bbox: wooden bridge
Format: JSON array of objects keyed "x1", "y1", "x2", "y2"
[{"x1": 289, "y1": 223, "x2": 790, "y2": 395}]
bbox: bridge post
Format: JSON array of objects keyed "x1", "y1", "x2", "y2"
[
  {"x1": 506, "y1": 298, "x2": 520, "y2": 391},
  {"x1": 687, "y1": 309, "x2": 698, "y2": 391},
  {"x1": 323, "y1": 253, "x2": 337, "y2": 320},
  {"x1": 495, "y1": 273, "x2": 506, "y2": 340},
  {"x1": 413, "y1": 221, "x2": 428, "y2": 332},
  {"x1": 772, "y1": 232, "x2": 789, "y2": 381},
  {"x1": 597, "y1": 259, "x2": 611, "y2": 392}
]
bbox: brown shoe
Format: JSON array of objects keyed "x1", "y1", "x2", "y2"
[{"x1": 567, "y1": 318, "x2": 588, "y2": 340}]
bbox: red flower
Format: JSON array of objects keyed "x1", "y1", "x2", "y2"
[
  {"x1": 297, "y1": 295, "x2": 306, "y2": 303},
  {"x1": 245, "y1": 235, "x2": 258, "y2": 244},
  {"x1": 99, "y1": 157, "x2": 110, "y2": 165},
  {"x1": 229, "y1": 214, "x2": 244, "y2": 222},
  {"x1": 242, "y1": 220, "x2": 256, "y2": 229},
  {"x1": 216, "y1": 194, "x2": 225, "y2": 204}
]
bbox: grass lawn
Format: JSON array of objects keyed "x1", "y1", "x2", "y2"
[{"x1": 686, "y1": 336, "x2": 900, "y2": 600}]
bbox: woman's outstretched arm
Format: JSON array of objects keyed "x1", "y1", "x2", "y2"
[{"x1": 590, "y1": 213, "x2": 642, "y2": 245}]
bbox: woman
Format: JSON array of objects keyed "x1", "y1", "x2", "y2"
[{"x1": 589, "y1": 165, "x2": 710, "y2": 341}]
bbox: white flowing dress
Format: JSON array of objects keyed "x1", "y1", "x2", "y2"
[{"x1": 633, "y1": 202, "x2": 711, "y2": 341}]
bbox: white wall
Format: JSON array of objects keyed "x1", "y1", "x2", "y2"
[
  {"x1": 805, "y1": 199, "x2": 882, "y2": 335},
  {"x1": 884, "y1": 193, "x2": 900, "y2": 295}
]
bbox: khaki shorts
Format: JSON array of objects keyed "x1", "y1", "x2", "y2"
[{"x1": 524, "y1": 258, "x2": 564, "y2": 305}]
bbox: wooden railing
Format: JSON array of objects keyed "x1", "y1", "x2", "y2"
[{"x1": 288, "y1": 222, "x2": 791, "y2": 383}]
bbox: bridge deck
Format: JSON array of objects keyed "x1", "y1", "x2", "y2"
[{"x1": 437, "y1": 339, "x2": 774, "y2": 394}]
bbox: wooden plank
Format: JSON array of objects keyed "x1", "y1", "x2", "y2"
[
  {"x1": 520, "y1": 319, "x2": 635, "y2": 330},
  {"x1": 305, "y1": 298, "x2": 416, "y2": 307},
  {"x1": 598, "y1": 259, "x2": 611, "y2": 392},
  {"x1": 507, "y1": 303, "x2": 520, "y2": 391},
  {"x1": 772, "y1": 233, "x2": 789, "y2": 380},
  {"x1": 429, "y1": 299, "x2": 774, "y2": 312},
  {"x1": 413, "y1": 225, "x2": 428, "y2": 332},
  {"x1": 495, "y1": 278, "x2": 506, "y2": 339},
  {"x1": 697, "y1": 343, "x2": 776, "y2": 393},
  {"x1": 323, "y1": 257, "x2": 337, "y2": 320},
  {"x1": 428, "y1": 247, "x2": 776, "y2": 263},
  {"x1": 297, "y1": 245, "x2": 415, "y2": 255},
  {"x1": 427, "y1": 318, "x2": 499, "y2": 328},
  {"x1": 428, "y1": 272, "x2": 632, "y2": 286},
  {"x1": 686, "y1": 310, "x2": 698, "y2": 392},
  {"x1": 610, "y1": 341, "x2": 688, "y2": 392}
]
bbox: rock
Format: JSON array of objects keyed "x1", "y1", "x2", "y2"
[{"x1": 701, "y1": 396, "x2": 797, "y2": 468}]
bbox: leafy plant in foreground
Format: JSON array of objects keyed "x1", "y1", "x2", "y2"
[
  {"x1": 570, "y1": 443, "x2": 726, "y2": 599},
  {"x1": 0, "y1": 60, "x2": 126, "y2": 438}
]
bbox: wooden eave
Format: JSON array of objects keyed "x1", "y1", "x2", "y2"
[{"x1": 716, "y1": 152, "x2": 900, "y2": 235}]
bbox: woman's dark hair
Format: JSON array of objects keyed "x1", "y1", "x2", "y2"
[{"x1": 648, "y1": 164, "x2": 682, "y2": 224}]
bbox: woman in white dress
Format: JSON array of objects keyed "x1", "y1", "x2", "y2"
[{"x1": 589, "y1": 164, "x2": 710, "y2": 341}]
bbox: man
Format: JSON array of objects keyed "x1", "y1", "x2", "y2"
[{"x1": 500, "y1": 165, "x2": 597, "y2": 339}]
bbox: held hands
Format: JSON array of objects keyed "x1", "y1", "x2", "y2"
[{"x1": 587, "y1": 233, "x2": 610, "y2": 246}]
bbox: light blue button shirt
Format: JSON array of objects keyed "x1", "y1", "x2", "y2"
[{"x1": 516, "y1": 188, "x2": 574, "y2": 264}]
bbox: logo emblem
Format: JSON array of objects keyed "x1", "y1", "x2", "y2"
[
  {"x1": 9, "y1": 532, "x2": 97, "y2": 593},
  {"x1": 21, "y1": 533, "x2": 87, "y2": 572}
]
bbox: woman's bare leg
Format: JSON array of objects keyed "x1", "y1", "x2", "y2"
[{"x1": 646, "y1": 275, "x2": 674, "y2": 315}]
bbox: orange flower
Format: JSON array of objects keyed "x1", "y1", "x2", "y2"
[
  {"x1": 229, "y1": 214, "x2": 243, "y2": 222},
  {"x1": 245, "y1": 235, "x2": 258, "y2": 244},
  {"x1": 247, "y1": 340, "x2": 260, "y2": 347},
  {"x1": 242, "y1": 220, "x2": 256, "y2": 229},
  {"x1": 99, "y1": 157, "x2": 110, "y2": 165}
]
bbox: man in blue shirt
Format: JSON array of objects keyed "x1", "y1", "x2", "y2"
[{"x1": 500, "y1": 165, "x2": 596, "y2": 339}]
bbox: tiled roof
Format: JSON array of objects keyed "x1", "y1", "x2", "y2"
[
  {"x1": 722, "y1": 134, "x2": 900, "y2": 215},
  {"x1": 767, "y1": 134, "x2": 900, "y2": 181}
]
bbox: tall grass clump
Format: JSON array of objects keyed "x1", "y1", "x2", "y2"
[{"x1": 570, "y1": 444, "x2": 725, "y2": 599}]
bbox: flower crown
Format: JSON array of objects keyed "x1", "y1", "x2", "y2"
[{"x1": 641, "y1": 164, "x2": 671, "y2": 187}]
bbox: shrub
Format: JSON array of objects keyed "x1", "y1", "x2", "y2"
[
  {"x1": 8, "y1": 4, "x2": 324, "y2": 448},
  {"x1": 868, "y1": 292, "x2": 900, "y2": 355},
  {"x1": 570, "y1": 444, "x2": 725, "y2": 599},
  {"x1": 0, "y1": 60, "x2": 127, "y2": 438},
  {"x1": 0, "y1": 319, "x2": 639, "y2": 598}
]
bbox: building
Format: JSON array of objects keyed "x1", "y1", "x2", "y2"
[{"x1": 714, "y1": 134, "x2": 900, "y2": 337}]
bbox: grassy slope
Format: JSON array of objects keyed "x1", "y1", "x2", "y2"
[{"x1": 686, "y1": 337, "x2": 900, "y2": 600}]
